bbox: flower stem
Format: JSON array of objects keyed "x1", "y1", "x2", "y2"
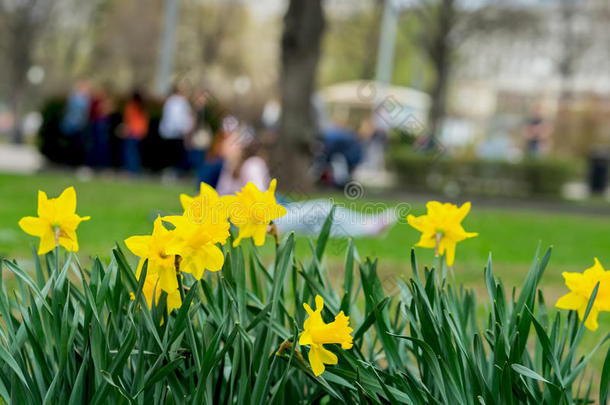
[
  {"x1": 53, "y1": 226, "x2": 61, "y2": 274},
  {"x1": 54, "y1": 245, "x2": 60, "y2": 276},
  {"x1": 440, "y1": 254, "x2": 448, "y2": 281},
  {"x1": 176, "y1": 258, "x2": 201, "y2": 371}
]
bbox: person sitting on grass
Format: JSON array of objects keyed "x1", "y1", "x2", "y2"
[{"x1": 215, "y1": 130, "x2": 396, "y2": 238}]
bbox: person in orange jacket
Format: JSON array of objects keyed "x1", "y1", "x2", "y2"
[{"x1": 122, "y1": 91, "x2": 149, "y2": 174}]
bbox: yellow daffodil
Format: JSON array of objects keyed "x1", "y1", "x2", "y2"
[
  {"x1": 555, "y1": 258, "x2": 610, "y2": 331},
  {"x1": 125, "y1": 216, "x2": 178, "y2": 295},
  {"x1": 18, "y1": 186, "x2": 90, "y2": 255},
  {"x1": 180, "y1": 182, "x2": 234, "y2": 223},
  {"x1": 132, "y1": 270, "x2": 182, "y2": 313},
  {"x1": 162, "y1": 213, "x2": 230, "y2": 279},
  {"x1": 407, "y1": 201, "x2": 478, "y2": 266},
  {"x1": 299, "y1": 295, "x2": 353, "y2": 376},
  {"x1": 229, "y1": 179, "x2": 286, "y2": 247}
]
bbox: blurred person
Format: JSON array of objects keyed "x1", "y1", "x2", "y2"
[
  {"x1": 198, "y1": 129, "x2": 226, "y2": 188},
  {"x1": 159, "y1": 84, "x2": 193, "y2": 174},
  {"x1": 315, "y1": 120, "x2": 363, "y2": 187},
  {"x1": 186, "y1": 89, "x2": 211, "y2": 169},
  {"x1": 86, "y1": 85, "x2": 114, "y2": 168},
  {"x1": 261, "y1": 99, "x2": 280, "y2": 129},
  {"x1": 351, "y1": 116, "x2": 393, "y2": 187},
  {"x1": 187, "y1": 88, "x2": 225, "y2": 187},
  {"x1": 215, "y1": 129, "x2": 395, "y2": 238},
  {"x1": 524, "y1": 104, "x2": 552, "y2": 156},
  {"x1": 357, "y1": 116, "x2": 387, "y2": 172},
  {"x1": 61, "y1": 80, "x2": 91, "y2": 166},
  {"x1": 216, "y1": 123, "x2": 269, "y2": 195},
  {"x1": 122, "y1": 91, "x2": 149, "y2": 174}
]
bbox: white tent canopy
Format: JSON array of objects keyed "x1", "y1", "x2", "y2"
[{"x1": 316, "y1": 80, "x2": 430, "y2": 131}]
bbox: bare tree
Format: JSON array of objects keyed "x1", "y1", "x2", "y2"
[
  {"x1": 0, "y1": 0, "x2": 53, "y2": 143},
  {"x1": 417, "y1": 0, "x2": 456, "y2": 149},
  {"x1": 413, "y1": 0, "x2": 539, "y2": 149},
  {"x1": 273, "y1": 0, "x2": 325, "y2": 190},
  {"x1": 557, "y1": 0, "x2": 592, "y2": 102},
  {"x1": 88, "y1": 0, "x2": 162, "y2": 90}
]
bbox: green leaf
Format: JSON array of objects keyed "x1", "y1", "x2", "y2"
[
  {"x1": 2, "y1": 259, "x2": 51, "y2": 313},
  {"x1": 600, "y1": 344, "x2": 610, "y2": 405},
  {"x1": 315, "y1": 205, "x2": 336, "y2": 261},
  {"x1": 0, "y1": 344, "x2": 30, "y2": 391},
  {"x1": 511, "y1": 364, "x2": 550, "y2": 384}
]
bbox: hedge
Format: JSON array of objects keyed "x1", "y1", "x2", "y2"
[{"x1": 388, "y1": 148, "x2": 582, "y2": 198}]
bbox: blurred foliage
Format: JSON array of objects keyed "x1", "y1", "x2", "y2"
[
  {"x1": 389, "y1": 147, "x2": 582, "y2": 198},
  {"x1": 319, "y1": 4, "x2": 430, "y2": 89},
  {"x1": 553, "y1": 98, "x2": 610, "y2": 158}
]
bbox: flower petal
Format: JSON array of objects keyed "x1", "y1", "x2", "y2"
[
  {"x1": 180, "y1": 193, "x2": 194, "y2": 211},
  {"x1": 299, "y1": 330, "x2": 313, "y2": 346},
  {"x1": 314, "y1": 345, "x2": 338, "y2": 365},
  {"x1": 583, "y1": 306, "x2": 600, "y2": 331},
  {"x1": 18, "y1": 216, "x2": 49, "y2": 237},
  {"x1": 445, "y1": 242, "x2": 456, "y2": 267},
  {"x1": 56, "y1": 186, "x2": 77, "y2": 217},
  {"x1": 158, "y1": 265, "x2": 179, "y2": 293},
  {"x1": 38, "y1": 231, "x2": 57, "y2": 255},
  {"x1": 166, "y1": 289, "x2": 182, "y2": 312},
  {"x1": 37, "y1": 190, "x2": 51, "y2": 218},
  {"x1": 303, "y1": 303, "x2": 314, "y2": 315},
  {"x1": 414, "y1": 233, "x2": 436, "y2": 248},
  {"x1": 455, "y1": 202, "x2": 471, "y2": 222},
  {"x1": 58, "y1": 230, "x2": 79, "y2": 252},
  {"x1": 252, "y1": 225, "x2": 267, "y2": 246},
  {"x1": 308, "y1": 345, "x2": 326, "y2": 376},
  {"x1": 315, "y1": 295, "x2": 324, "y2": 311},
  {"x1": 202, "y1": 245, "x2": 225, "y2": 272},
  {"x1": 555, "y1": 292, "x2": 585, "y2": 310},
  {"x1": 562, "y1": 271, "x2": 584, "y2": 292},
  {"x1": 125, "y1": 235, "x2": 152, "y2": 258}
]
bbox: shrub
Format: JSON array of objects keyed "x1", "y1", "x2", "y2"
[
  {"x1": 1, "y1": 206, "x2": 609, "y2": 404},
  {"x1": 388, "y1": 148, "x2": 581, "y2": 198}
]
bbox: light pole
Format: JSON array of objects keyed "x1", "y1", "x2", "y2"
[{"x1": 374, "y1": 0, "x2": 400, "y2": 86}]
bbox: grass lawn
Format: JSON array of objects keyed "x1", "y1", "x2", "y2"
[{"x1": 1, "y1": 171, "x2": 610, "y2": 322}]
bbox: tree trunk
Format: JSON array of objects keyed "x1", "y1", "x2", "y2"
[
  {"x1": 273, "y1": 0, "x2": 325, "y2": 193},
  {"x1": 425, "y1": 0, "x2": 454, "y2": 150},
  {"x1": 8, "y1": 43, "x2": 29, "y2": 144},
  {"x1": 10, "y1": 86, "x2": 25, "y2": 144},
  {"x1": 4, "y1": 5, "x2": 39, "y2": 144},
  {"x1": 427, "y1": 51, "x2": 449, "y2": 149}
]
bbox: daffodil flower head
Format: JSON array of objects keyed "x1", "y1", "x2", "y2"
[
  {"x1": 407, "y1": 201, "x2": 478, "y2": 266},
  {"x1": 180, "y1": 182, "x2": 234, "y2": 224},
  {"x1": 229, "y1": 179, "x2": 287, "y2": 247},
  {"x1": 18, "y1": 186, "x2": 90, "y2": 255},
  {"x1": 299, "y1": 295, "x2": 353, "y2": 376},
  {"x1": 162, "y1": 213, "x2": 230, "y2": 279},
  {"x1": 555, "y1": 258, "x2": 610, "y2": 331},
  {"x1": 125, "y1": 216, "x2": 178, "y2": 295}
]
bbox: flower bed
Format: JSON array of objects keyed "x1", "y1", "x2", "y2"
[{"x1": 1, "y1": 182, "x2": 608, "y2": 404}]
